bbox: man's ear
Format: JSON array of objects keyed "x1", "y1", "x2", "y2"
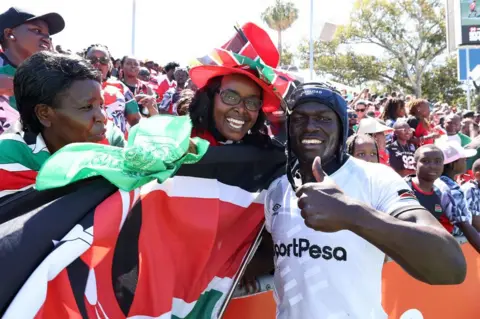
[{"x1": 34, "y1": 104, "x2": 54, "y2": 128}]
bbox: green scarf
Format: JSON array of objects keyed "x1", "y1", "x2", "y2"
[{"x1": 36, "y1": 115, "x2": 209, "y2": 191}]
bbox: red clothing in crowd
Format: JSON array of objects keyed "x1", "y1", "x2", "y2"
[
  {"x1": 154, "y1": 76, "x2": 176, "y2": 103},
  {"x1": 379, "y1": 150, "x2": 389, "y2": 165},
  {"x1": 191, "y1": 129, "x2": 221, "y2": 146},
  {"x1": 407, "y1": 116, "x2": 434, "y2": 145}
]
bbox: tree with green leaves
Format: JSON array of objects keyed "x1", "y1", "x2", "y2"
[
  {"x1": 280, "y1": 45, "x2": 294, "y2": 66},
  {"x1": 261, "y1": 0, "x2": 298, "y2": 60},
  {"x1": 299, "y1": 0, "x2": 446, "y2": 97},
  {"x1": 422, "y1": 56, "x2": 464, "y2": 105}
]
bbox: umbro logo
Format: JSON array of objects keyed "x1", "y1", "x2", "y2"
[{"x1": 272, "y1": 203, "x2": 281, "y2": 216}]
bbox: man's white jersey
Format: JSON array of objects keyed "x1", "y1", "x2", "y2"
[{"x1": 265, "y1": 157, "x2": 420, "y2": 319}]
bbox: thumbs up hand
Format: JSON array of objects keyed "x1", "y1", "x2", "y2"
[{"x1": 296, "y1": 156, "x2": 353, "y2": 232}]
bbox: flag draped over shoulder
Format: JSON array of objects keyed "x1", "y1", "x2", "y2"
[{"x1": 0, "y1": 123, "x2": 285, "y2": 318}]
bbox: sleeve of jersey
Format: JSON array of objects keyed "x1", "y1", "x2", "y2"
[{"x1": 371, "y1": 164, "x2": 422, "y2": 217}]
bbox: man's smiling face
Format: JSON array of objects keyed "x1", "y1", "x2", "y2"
[{"x1": 289, "y1": 101, "x2": 341, "y2": 165}]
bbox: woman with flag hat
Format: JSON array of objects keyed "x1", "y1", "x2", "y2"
[{"x1": 188, "y1": 22, "x2": 297, "y2": 147}]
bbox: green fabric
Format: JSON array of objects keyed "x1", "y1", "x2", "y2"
[
  {"x1": 458, "y1": 132, "x2": 471, "y2": 147},
  {"x1": 0, "y1": 64, "x2": 17, "y2": 110},
  {"x1": 125, "y1": 99, "x2": 140, "y2": 115},
  {"x1": 36, "y1": 115, "x2": 209, "y2": 191},
  {"x1": 353, "y1": 124, "x2": 358, "y2": 133},
  {"x1": 106, "y1": 121, "x2": 125, "y2": 148}
]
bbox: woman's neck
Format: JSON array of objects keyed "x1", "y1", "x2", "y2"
[
  {"x1": 444, "y1": 171, "x2": 457, "y2": 181},
  {"x1": 3, "y1": 49, "x2": 27, "y2": 67},
  {"x1": 412, "y1": 176, "x2": 433, "y2": 193},
  {"x1": 42, "y1": 130, "x2": 64, "y2": 154},
  {"x1": 123, "y1": 75, "x2": 137, "y2": 86}
]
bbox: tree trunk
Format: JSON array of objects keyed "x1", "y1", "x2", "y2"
[
  {"x1": 277, "y1": 29, "x2": 283, "y2": 61},
  {"x1": 415, "y1": 76, "x2": 422, "y2": 98}
]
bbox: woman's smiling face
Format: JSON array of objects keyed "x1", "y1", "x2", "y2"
[{"x1": 212, "y1": 74, "x2": 262, "y2": 141}]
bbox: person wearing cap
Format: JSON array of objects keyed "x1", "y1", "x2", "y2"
[
  {"x1": 0, "y1": 7, "x2": 64, "y2": 68},
  {"x1": 264, "y1": 82, "x2": 465, "y2": 319},
  {"x1": 434, "y1": 141, "x2": 480, "y2": 254},
  {"x1": 0, "y1": 7, "x2": 65, "y2": 134},
  {"x1": 357, "y1": 117, "x2": 393, "y2": 165}
]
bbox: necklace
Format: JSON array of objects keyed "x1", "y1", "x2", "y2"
[{"x1": 397, "y1": 141, "x2": 411, "y2": 153}]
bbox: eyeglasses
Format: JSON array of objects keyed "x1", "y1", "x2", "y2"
[
  {"x1": 218, "y1": 89, "x2": 263, "y2": 112},
  {"x1": 87, "y1": 56, "x2": 110, "y2": 66},
  {"x1": 348, "y1": 114, "x2": 358, "y2": 119},
  {"x1": 355, "y1": 108, "x2": 366, "y2": 112}
]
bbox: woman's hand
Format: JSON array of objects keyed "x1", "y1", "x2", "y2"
[
  {"x1": 137, "y1": 95, "x2": 158, "y2": 116},
  {"x1": 188, "y1": 139, "x2": 197, "y2": 155}
]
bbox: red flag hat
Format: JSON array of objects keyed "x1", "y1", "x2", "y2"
[{"x1": 190, "y1": 22, "x2": 297, "y2": 113}]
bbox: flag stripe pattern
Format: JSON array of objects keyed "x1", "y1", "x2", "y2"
[{"x1": 0, "y1": 145, "x2": 286, "y2": 319}]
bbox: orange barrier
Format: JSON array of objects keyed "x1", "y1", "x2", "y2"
[{"x1": 223, "y1": 242, "x2": 480, "y2": 319}]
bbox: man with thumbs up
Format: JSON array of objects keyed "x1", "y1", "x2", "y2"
[{"x1": 264, "y1": 83, "x2": 466, "y2": 319}]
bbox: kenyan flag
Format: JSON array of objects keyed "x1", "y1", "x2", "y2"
[
  {"x1": 0, "y1": 132, "x2": 49, "y2": 201},
  {"x1": 0, "y1": 144, "x2": 285, "y2": 318},
  {"x1": 0, "y1": 123, "x2": 125, "y2": 202}
]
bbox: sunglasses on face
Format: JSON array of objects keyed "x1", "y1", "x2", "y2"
[
  {"x1": 395, "y1": 128, "x2": 414, "y2": 133},
  {"x1": 218, "y1": 89, "x2": 263, "y2": 112},
  {"x1": 88, "y1": 56, "x2": 110, "y2": 66},
  {"x1": 348, "y1": 114, "x2": 358, "y2": 119},
  {"x1": 355, "y1": 108, "x2": 366, "y2": 112}
]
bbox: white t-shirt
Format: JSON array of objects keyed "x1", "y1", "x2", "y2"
[
  {"x1": 265, "y1": 157, "x2": 420, "y2": 319},
  {"x1": 447, "y1": 134, "x2": 462, "y2": 145}
]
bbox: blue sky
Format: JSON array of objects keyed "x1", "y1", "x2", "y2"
[{"x1": 1, "y1": 0, "x2": 354, "y2": 65}]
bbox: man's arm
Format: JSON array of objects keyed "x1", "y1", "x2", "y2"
[
  {"x1": 349, "y1": 203, "x2": 466, "y2": 285},
  {"x1": 473, "y1": 216, "x2": 480, "y2": 232},
  {"x1": 457, "y1": 222, "x2": 480, "y2": 253},
  {"x1": 298, "y1": 158, "x2": 467, "y2": 285}
]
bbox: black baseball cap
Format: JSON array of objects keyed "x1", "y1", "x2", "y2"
[{"x1": 0, "y1": 7, "x2": 65, "y2": 39}]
